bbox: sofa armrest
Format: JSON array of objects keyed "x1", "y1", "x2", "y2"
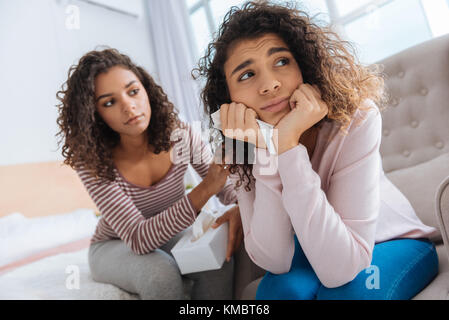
[{"x1": 436, "y1": 175, "x2": 449, "y2": 265}]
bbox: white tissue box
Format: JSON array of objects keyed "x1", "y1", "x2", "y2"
[{"x1": 171, "y1": 222, "x2": 228, "y2": 275}]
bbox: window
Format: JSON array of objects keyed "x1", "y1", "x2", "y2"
[
  {"x1": 185, "y1": 0, "x2": 449, "y2": 63},
  {"x1": 186, "y1": 0, "x2": 245, "y2": 58},
  {"x1": 79, "y1": 0, "x2": 143, "y2": 17}
]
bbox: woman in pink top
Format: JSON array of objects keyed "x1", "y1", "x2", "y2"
[
  {"x1": 56, "y1": 48, "x2": 243, "y2": 299},
  {"x1": 197, "y1": 1, "x2": 438, "y2": 299}
]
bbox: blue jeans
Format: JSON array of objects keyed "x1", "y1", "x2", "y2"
[{"x1": 256, "y1": 236, "x2": 438, "y2": 300}]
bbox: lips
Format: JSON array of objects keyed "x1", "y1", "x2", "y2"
[
  {"x1": 125, "y1": 114, "x2": 143, "y2": 124},
  {"x1": 260, "y1": 97, "x2": 289, "y2": 112}
]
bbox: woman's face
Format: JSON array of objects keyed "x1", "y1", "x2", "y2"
[
  {"x1": 224, "y1": 33, "x2": 304, "y2": 125},
  {"x1": 94, "y1": 66, "x2": 151, "y2": 137}
]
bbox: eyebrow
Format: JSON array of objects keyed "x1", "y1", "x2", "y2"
[
  {"x1": 95, "y1": 80, "x2": 137, "y2": 102},
  {"x1": 230, "y1": 46, "x2": 290, "y2": 76}
]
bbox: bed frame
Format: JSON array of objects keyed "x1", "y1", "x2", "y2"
[{"x1": 0, "y1": 161, "x2": 97, "y2": 218}]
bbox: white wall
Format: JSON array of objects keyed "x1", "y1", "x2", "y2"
[{"x1": 0, "y1": 0, "x2": 157, "y2": 166}]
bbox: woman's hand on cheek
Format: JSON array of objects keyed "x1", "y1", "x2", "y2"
[
  {"x1": 274, "y1": 84, "x2": 328, "y2": 154},
  {"x1": 220, "y1": 102, "x2": 267, "y2": 149}
]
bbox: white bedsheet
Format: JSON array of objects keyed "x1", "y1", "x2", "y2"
[
  {"x1": 1, "y1": 209, "x2": 99, "y2": 266},
  {"x1": 0, "y1": 248, "x2": 139, "y2": 300}
]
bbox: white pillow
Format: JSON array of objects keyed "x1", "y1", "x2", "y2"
[{"x1": 0, "y1": 209, "x2": 99, "y2": 267}]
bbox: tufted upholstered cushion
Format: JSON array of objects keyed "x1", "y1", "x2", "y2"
[
  {"x1": 386, "y1": 152, "x2": 449, "y2": 243},
  {"x1": 377, "y1": 33, "x2": 449, "y2": 243},
  {"x1": 378, "y1": 33, "x2": 449, "y2": 174}
]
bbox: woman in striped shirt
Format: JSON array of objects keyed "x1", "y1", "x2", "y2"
[{"x1": 56, "y1": 48, "x2": 242, "y2": 299}]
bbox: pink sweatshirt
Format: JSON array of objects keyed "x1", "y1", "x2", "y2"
[{"x1": 231, "y1": 101, "x2": 438, "y2": 288}]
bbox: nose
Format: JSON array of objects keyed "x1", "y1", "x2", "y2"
[
  {"x1": 259, "y1": 76, "x2": 281, "y2": 95},
  {"x1": 121, "y1": 95, "x2": 137, "y2": 115}
]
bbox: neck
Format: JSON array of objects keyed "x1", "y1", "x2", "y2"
[{"x1": 115, "y1": 133, "x2": 152, "y2": 161}]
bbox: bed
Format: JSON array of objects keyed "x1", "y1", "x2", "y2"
[{"x1": 0, "y1": 161, "x2": 139, "y2": 299}]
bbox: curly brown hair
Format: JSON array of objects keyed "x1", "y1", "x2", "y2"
[
  {"x1": 193, "y1": 0, "x2": 387, "y2": 191},
  {"x1": 56, "y1": 48, "x2": 180, "y2": 181}
]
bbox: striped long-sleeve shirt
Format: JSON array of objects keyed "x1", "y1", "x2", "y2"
[{"x1": 76, "y1": 123, "x2": 237, "y2": 255}]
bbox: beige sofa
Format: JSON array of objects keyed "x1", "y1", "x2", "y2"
[{"x1": 234, "y1": 33, "x2": 449, "y2": 300}]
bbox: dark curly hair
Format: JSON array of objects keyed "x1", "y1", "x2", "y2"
[
  {"x1": 193, "y1": 0, "x2": 387, "y2": 191},
  {"x1": 56, "y1": 48, "x2": 180, "y2": 181}
]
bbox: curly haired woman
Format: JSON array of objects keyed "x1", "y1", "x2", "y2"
[
  {"x1": 56, "y1": 48, "x2": 242, "y2": 299},
  {"x1": 195, "y1": 1, "x2": 439, "y2": 300}
]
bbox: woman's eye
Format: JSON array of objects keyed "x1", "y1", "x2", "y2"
[
  {"x1": 130, "y1": 88, "x2": 139, "y2": 95},
  {"x1": 104, "y1": 99, "x2": 114, "y2": 107},
  {"x1": 275, "y1": 58, "x2": 289, "y2": 67},
  {"x1": 239, "y1": 71, "x2": 254, "y2": 81}
]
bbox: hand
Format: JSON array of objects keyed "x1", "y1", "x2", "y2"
[
  {"x1": 212, "y1": 205, "x2": 243, "y2": 262},
  {"x1": 274, "y1": 84, "x2": 328, "y2": 154},
  {"x1": 201, "y1": 162, "x2": 231, "y2": 196},
  {"x1": 188, "y1": 162, "x2": 230, "y2": 214},
  {"x1": 220, "y1": 102, "x2": 267, "y2": 149}
]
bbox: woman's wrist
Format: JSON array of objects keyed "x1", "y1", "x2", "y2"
[
  {"x1": 277, "y1": 141, "x2": 299, "y2": 155},
  {"x1": 187, "y1": 181, "x2": 214, "y2": 214},
  {"x1": 275, "y1": 133, "x2": 302, "y2": 155}
]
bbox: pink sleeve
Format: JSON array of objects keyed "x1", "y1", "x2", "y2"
[
  {"x1": 231, "y1": 165, "x2": 296, "y2": 274},
  {"x1": 276, "y1": 107, "x2": 382, "y2": 287},
  {"x1": 236, "y1": 106, "x2": 382, "y2": 286}
]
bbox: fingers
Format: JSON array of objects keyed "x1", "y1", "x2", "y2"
[
  {"x1": 211, "y1": 218, "x2": 221, "y2": 229},
  {"x1": 289, "y1": 86, "x2": 310, "y2": 110},
  {"x1": 222, "y1": 103, "x2": 237, "y2": 139},
  {"x1": 210, "y1": 211, "x2": 234, "y2": 261},
  {"x1": 209, "y1": 206, "x2": 242, "y2": 262},
  {"x1": 221, "y1": 102, "x2": 258, "y2": 128},
  {"x1": 235, "y1": 103, "x2": 246, "y2": 130},
  {"x1": 211, "y1": 209, "x2": 230, "y2": 228},
  {"x1": 300, "y1": 84, "x2": 319, "y2": 107},
  {"x1": 226, "y1": 230, "x2": 235, "y2": 261},
  {"x1": 311, "y1": 85, "x2": 328, "y2": 116},
  {"x1": 227, "y1": 219, "x2": 243, "y2": 261},
  {"x1": 290, "y1": 84, "x2": 327, "y2": 117},
  {"x1": 306, "y1": 84, "x2": 328, "y2": 117},
  {"x1": 220, "y1": 104, "x2": 229, "y2": 130},
  {"x1": 209, "y1": 163, "x2": 231, "y2": 182},
  {"x1": 311, "y1": 84, "x2": 322, "y2": 98},
  {"x1": 220, "y1": 102, "x2": 261, "y2": 146},
  {"x1": 245, "y1": 107, "x2": 259, "y2": 131}
]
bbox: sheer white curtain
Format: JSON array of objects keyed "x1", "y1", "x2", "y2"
[
  {"x1": 145, "y1": 0, "x2": 222, "y2": 211},
  {"x1": 145, "y1": 0, "x2": 203, "y2": 123}
]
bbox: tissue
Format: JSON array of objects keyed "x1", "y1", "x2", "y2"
[
  {"x1": 191, "y1": 209, "x2": 217, "y2": 242},
  {"x1": 171, "y1": 205, "x2": 235, "y2": 274},
  {"x1": 211, "y1": 110, "x2": 277, "y2": 155}
]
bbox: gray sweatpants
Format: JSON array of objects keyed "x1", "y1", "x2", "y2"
[{"x1": 88, "y1": 229, "x2": 234, "y2": 300}]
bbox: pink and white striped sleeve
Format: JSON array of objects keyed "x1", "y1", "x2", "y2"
[
  {"x1": 76, "y1": 169, "x2": 197, "y2": 255},
  {"x1": 186, "y1": 124, "x2": 238, "y2": 205}
]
